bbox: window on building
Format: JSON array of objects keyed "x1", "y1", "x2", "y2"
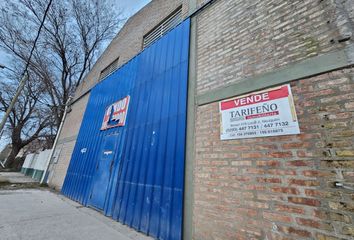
[
  {"x1": 100, "y1": 57, "x2": 119, "y2": 80},
  {"x1": 142, "y1": 7, "x2": 182, "y2": 49}
]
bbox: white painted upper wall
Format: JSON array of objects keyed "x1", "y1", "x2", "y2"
[
  {"x1": 22, "y1": 154, "x2": 35, "y2": 169},
  {"x1": 33, "y1": 150, "x2": 52, "y2": 171}
]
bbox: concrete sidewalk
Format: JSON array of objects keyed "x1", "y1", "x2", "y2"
[{"x1": 0, "y1": 189, "x2": 153, "y2": 240}]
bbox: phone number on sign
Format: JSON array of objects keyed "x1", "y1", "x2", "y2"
[{"x1": 226, "y1": 121, "x2": 289, "y2": 133}]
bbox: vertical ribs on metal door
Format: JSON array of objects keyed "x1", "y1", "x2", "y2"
[{"x1": 62, "y1": 19, "x2": 190, "y2": 240}]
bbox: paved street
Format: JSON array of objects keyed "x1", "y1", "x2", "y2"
[{"x1": 0, "y1": 188, "x2": 152, "y2": 240}]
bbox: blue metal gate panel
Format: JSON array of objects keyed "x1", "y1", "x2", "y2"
[
  {"x1": 89, "y1": 133, "x2": 119, "y2": 210},
  {"x1": 61, "y1": 19, "x2": 190, "y2": 240}
]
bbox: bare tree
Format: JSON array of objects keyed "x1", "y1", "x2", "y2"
[
  {"x1": 0, "y1": 0, "x2": 124, "y2": 166},
  {"x1": 0, "y1": 72, "x2": 53, "y2": 167}
]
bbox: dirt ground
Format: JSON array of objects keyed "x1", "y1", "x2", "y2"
[{"x1": 0, "y1": 172, "x2": 40, "y2": 190}]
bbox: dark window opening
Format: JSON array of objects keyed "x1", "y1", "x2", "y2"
[
  {"x1": 100, "y1": 57, "x2": 119, "y2": 80},
  {"x1": 143, "y1": 6, "x2": 182, "y2": 49}
]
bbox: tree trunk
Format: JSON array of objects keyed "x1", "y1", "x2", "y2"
[{"x1": 4, "y1": 145, "x2": 20, "y2": 169}]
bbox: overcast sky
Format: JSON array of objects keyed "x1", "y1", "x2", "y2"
[
  {"x1": 0, "y1": 0, "x2": 151, "y2": 151},
  {"x1": 118, "y1": 0, "x2": 151, "y2": 17}
]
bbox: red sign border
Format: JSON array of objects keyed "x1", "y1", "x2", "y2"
[{"x1": 220, "y1": 85, "x2": 290, "y2": 111}]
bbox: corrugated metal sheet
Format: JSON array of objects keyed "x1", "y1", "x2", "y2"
[{"x1": 61, "y1": 19, "x2": 190, "y2": 240}]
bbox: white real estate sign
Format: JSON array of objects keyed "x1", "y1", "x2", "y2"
[{"x1": 219, "y1": 84, "x2": 300, "y2": 140}]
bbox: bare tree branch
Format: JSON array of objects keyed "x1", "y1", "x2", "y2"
[{"x1": 0, "y1": 0, "x2": 124, "y2": 165}]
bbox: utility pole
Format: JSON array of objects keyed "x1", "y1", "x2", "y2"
[
  {"x1": 0, "y1": 0, "x2": 52, "y2": 168},
  {"x1": 0, "y1": 72, "x2": 29, "y2": 167},
  {"x1": 0, "y1": 64, "x2": 17, "y2": 140},
  {"x1": 0, "y1": 0, "x2": 53, "y2": 139},
  {"x1": 0, "y1": 71, "x2": 29, "y2": 138},
  {"x1": 0, "y1": 65, "x2": 28, "y2": 168}
]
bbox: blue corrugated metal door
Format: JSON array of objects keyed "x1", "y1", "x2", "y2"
[
  {"x1": 89, "y1": 133, "x2": 119, "y2": 210},
  {"x1": 61, "y1": 19, "x2": 190, "y2": 240}
]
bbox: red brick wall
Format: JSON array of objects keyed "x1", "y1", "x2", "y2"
[
  {"x1": 193, "y1": 67, "x2": 354, "y2": 240},
  {"x1": 196, "y1": 0, "x2": 352, "y2": 95}
]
